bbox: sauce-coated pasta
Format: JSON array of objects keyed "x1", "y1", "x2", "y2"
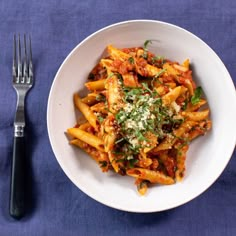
[{"x1": 67, "y1": 41, "x2": 212, "y2": 195}]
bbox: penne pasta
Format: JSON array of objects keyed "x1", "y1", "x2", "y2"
[
  {"x1": 107, "y1": 44, "x2": 130, "y2": 61},
  {"x1": 81, "y1": 93, "x2": 98, "y2": 105},
  {"x1": 108, "y1": 151, "x2": 120, "y2": 173},
  {"x1": 85, "y1": 79, "x2": 106, "y2": 91},
  {"x1": 90, "y1": 102, "x2": 108, "y2": 114},
  {"x1": 78, "y1": 122, "x2": 91, "y2": 131},
  {"x1": 175, "y1": 145, "x2": 188, "y2": 181},
  {"x1": 186, "y1": 99, "x2": 207, "y2": 112},
  {"x1": 181, "y1": 110, "x2": 210, "y2": 121},
  {"x1": 105, "y1": 73, "x2": 124, "y2": 113},
  {"x1": 162, "y1": 86, "x2": 182, "y2": 106},
  {"x1": 182, "y1": 59, "x2": 190, "y2": 69},
  {"x1": 74, "y1": 93, "x2": 99, "y2": 131},
  {"x1": 67, "y1": 128, "x2": 104, "y2": 152},
  {"x1": 136, "y1": 179, "x2": 149, "y2": 196},
  {"x1": 127, "y1": 168, "x2": 175, "y2": 185},
  {"x1": 70, "y1": 139, "x2": 100, "y2": 162},
  {"x1": 70, "y1": 139, "x2": 109, "y2": 172}
]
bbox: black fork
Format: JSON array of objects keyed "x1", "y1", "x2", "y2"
[{"x1": 10, "y1": 34, "x2": 33, "y2": 219}]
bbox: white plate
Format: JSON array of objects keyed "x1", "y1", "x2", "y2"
[{"x1": 47, "y1": 20, "x2": 236, "y2": 212}]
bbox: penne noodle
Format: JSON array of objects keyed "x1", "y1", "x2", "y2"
[
  {"x1": 107, "y1": 44, "x2": 130, "y2": 61},
  {"x1": 100, "y1": 59, "x2": 114, "y2": 74},
  {"x1": 78, "y1": 122, "x2": 91, "y2": 131},
  {"x1": 186, "y1": 99, "x2": 207, "y2": 112},
  {"x1": 173, "y1": 64, "x2": 188, "y2": 72},
  {"x1": 122, "y1": 73, "x2": 139, "y2": 87},
  {"x1": 173, "y1": 120, "x2": 198, "y2": 137},
  {"x1": 74, "y1": 93, "x2": 99, "y2": 131},
  {"x1": 155, "y1": 85, "x2": 169, "y2": 96},
  {"x1": 188, "y1": 120, "x2": 212, "y2": 141},
  {"x1": 136, "y1": 179, "x2": 149, "y2": 196},
  {"x1": 81, "y1": 93, "x2": 98, "y2": 105},
  {"x1": 108, "y1": 45, "x2": 163, "y2": 78},
  {"x1": 163, "y1": 63, "x2": 179, "y2": 76},
  {"x1": 108, "y1": 151, "x2": 120, "y2": 173},
  {"x1": 137, "y1": 157, "x2": 153, "y2": 168},
  {"x1": 182, "y1": 59, "x2": 190, "y2": 69},
  {"x1": 181, "y1": 109, "x2": 210, "y2": 121},
  {"x1": 67, "y1": 128, "x2": 104, "y2": 152},
  {"x1": 175, "y1": 145, "x2": 188, "y2": 181},
  {"x1": 104, "y1": 132, "x2": 116, "y2": 152},
  {"x1": 85, "y1": 79, "x2": 106, "y2": 91},
  {"x1": 184, "y1": 79, "x2": 194, "y2": 95},
  {"x1": 105, "y1": 74, "x2": 124, "y2": 113},
  {"x1": 165, "y1": 82, "x2": 177, "y2": 89},
  {"x1": 70, "y1": 139, "x2": 110, "y2": 172},
  {"x1": 127, "y1": 168, "x2": 175, "y2": 185},
  {"x1": 140, "y1": 64, "x2": 163, "y2": 77},
  {"x1": 70, "y1": 139, "x2": 100, "y2": 162},
  {"x1": 162, "y1": 86, "x2": 182, "y2": 106},
  {"x1": 90, "y1": 102, "x2": 108, "y2": 114},
  {"x1": 153, "y1": 120, "x2": 197, "y2": 152},
  {"x1": 180, "y1": 85, "x2": 188, "y2": 95}
]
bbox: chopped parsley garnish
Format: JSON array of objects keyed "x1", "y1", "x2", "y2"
[
  {"x1": 151, "y1": 68, "x2": 167, "y2": 87},
  {"x1": 97, "y1": 115, "x2": 104, "y2": 123},
  {"x1": 154, "y1": 68, "x2": 166, "y2": 79},
  {"x1": 143, "y1": 40, "x2": 152, "y2": 49},
  {"x1": 182, "y1": 99, "x2": 188, "y2": 110},
  {"x1": 128, "y1": 57, "x2": 135, "y2": 64},
  {"x1": 142, "y1": 40, "x2": 152, "y2": 59},
  {"x1": 128, "y1": 158, "x2": 138, "y2": 168},
  {"x1": 114, "y1": 82, "x2": 181, "y2": 153},
  {"x1": 96, "y1": 94, "x2": 106, "y2": 102},
  {"x1": 107, "y1": 72, "x2": 123, "y2": 81},
  {"x1": 113, "y1": 153, "x2": 139, "y2": 168},
  {"x1": 152, "y1": 55, "x2": 165, "y2": 64},
  {"x1": 191, "y1": 86, "x2": 203, "y2": 105},
  {"x1": 99, "y1": 161, "x2": 107, "y2": 167}
]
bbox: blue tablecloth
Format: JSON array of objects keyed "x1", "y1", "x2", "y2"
[{"x1": 0, "y1": 0, "x2": 235, "y2": 235}]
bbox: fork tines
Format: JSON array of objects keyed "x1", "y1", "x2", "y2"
[{"x1": 13, "y1": 34, "x2": 33, "y2": 84}]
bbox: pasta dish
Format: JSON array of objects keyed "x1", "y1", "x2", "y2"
[{"x1": 67, "y1": 41, "x2": 212, "y2": 195}]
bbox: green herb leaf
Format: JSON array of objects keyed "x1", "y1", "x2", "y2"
[
  {"x1": 141, "y1": 82, "x2": 152, "y2": 94},
  {"x1": 150, "y1": 69, "x2": 166, "y2": 88},
  {"x1": 154, "y1": 68, "x2": 166, "y2": 79},
  {"x1": 142, "y1": 40, "x2": 152, "y2": 59},
  {"x1": 107, "y1": 72, "x2": 114, "y2": 79},
  {"x1": 137, "y1": 180, "x2": 149, "y2": 191},
  {"x1": 96, "y1": 94, "x2": 106, "y2": 102},
  {"x1": 128, "y1": 158, "x2": 138, "y2": 168},
  {"x1": 152, "y1": 55, "x2": 165, "y2": 62},
  {"x1": 107, "y1": 72, "x2": 122, "y2": 81},
  {"x1": 115, "y1": 137, "x2": 125, "y2": 144},
  {"x1": 191, "y1": 87, "x2": 203, "y2": 105},
  {"x1": 115, "y1": 110, "x2": 127, "y2": 124},
  {"x1": 112, "y1": 150, "x2": 124, "y2": 155},
  {"x1": 128, "y1": 57, "x2": 135, "y2": 64},
  {"x1": 135, "y1": 130, "x2": 147, "y2": 141},
  {"x1": 99, "y1": 161, "x2": 107, "y2": 167},
  {"x1": 97, "y1": 116, "x2": 104, "y2": 123},
  {"x1": 182, "y1": 99, "x2": 188, "y2": 110},
  {"x1": 143, "y1": 40, "x2": 152, "y2": 49}
]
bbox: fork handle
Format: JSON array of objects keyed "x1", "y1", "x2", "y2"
[{"x1": 10, "y1": 136, "x2": 26, "y2": 219}]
